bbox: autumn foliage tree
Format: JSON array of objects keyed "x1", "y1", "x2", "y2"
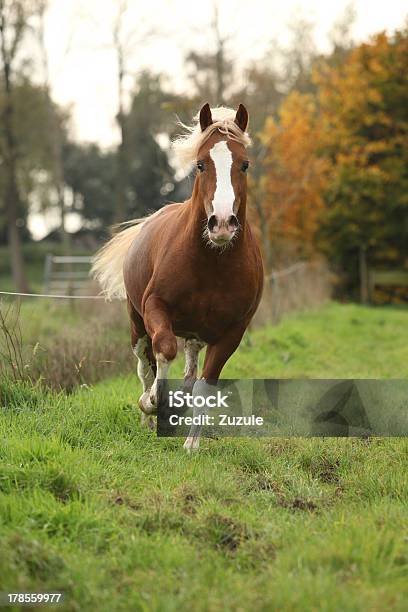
[
  {"x1": 316, "y1": 29, "x2": 408, "y2": 294},
  {"x1": 256, "y1": 91, "x2": 329, "y2": 267},
  {"x1": 257, "y1": 26, "x2": 408, "y2": 297}
]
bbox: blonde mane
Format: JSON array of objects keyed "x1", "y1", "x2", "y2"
[{"x1": 172, "y1": 106, "x2": 251, "y2": 171}]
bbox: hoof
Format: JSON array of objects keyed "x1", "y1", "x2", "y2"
[
  {"x1": 183, "y1": 436, "x2": 200, "y2": 453},
  {"x1": 138, "y1": 391, "x2": 155, "y2": 415}
]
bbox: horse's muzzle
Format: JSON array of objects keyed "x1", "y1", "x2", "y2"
[{"x1": 207, "y1": 214, "x2": 239, "y2": 247}]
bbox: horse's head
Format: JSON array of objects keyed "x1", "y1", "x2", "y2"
[{"x1": 195, "y1": 103, "x2": 249, "y2": 248}]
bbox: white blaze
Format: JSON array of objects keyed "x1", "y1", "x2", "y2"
[{"x1": 209, "y1": 141, "x2": 234, "y2": 219}]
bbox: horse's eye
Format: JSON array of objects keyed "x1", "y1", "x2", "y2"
[
  {"x1": 241, "y1": 161, "x2": 249, "y2": 172},
  {"x1": 197, "y1": 161, "x2": 205, "y2": 172}
]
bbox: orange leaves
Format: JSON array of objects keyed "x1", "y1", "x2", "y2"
[
  {"x1": 260, "y1": 92, "x2": 330, "y2": 260},
  {"x1": 256, "y1": 25, "x2": 408, "y2": 282}
]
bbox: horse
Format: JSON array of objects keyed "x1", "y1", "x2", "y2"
[{"x1": 92, "y1": 103, "x2": 263, "y2": 450}]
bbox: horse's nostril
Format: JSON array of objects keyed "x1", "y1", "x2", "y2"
[
  {"x1": 228, "y1": 214, "x2": 239, "y2": 229},
  {"x1": 207, "y1": 214, "x2": 218, "y2": 232}
]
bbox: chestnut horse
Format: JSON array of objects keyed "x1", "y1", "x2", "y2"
[{"x1": 92, "y1": 104, "x2": 263, "y2": 450}]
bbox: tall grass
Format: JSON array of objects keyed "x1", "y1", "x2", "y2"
[
  {"x1": 255, "y1": 259, "x2": 333, "y2": 325},
  {"x1": 0, "y1": 301, "x2": 32, "y2": 383},
  {"x1": 0, "y1": 300, "x2": 133, "y2": 391}
]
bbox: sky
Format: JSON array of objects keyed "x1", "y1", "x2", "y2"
[{"x1": 40, "y1": 0, "x2": 407, "y2": 148}]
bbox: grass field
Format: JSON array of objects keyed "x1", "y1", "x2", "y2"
[{"x1": 1, "y1": 303, "x2": 408, "y2": 611}]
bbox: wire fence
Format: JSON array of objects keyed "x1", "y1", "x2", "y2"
[{"x1": 0, "y1": 291, "x2": 104, "y2": 299}]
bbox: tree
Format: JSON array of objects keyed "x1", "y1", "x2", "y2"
[
  {"x1": 316, "y1": 28, "x2": 408, "y2": 294},
  {"x1": 0, "y1": 78, "x2": 67, "y2": 241},
  {"x1": 257, "y1": 92, "x2": 329, "y2": 267},
  {"x1": 63, "y1": 142, "x2": 116, "y2": 231},
  {"x1": 0, "y1": 0, "x2": 64, "y2": 288},
  {"x1": 63, "y1": 73, "x2": 178, "y2": 229},
  {"x1": 112, "y1": 0, "x2": 128, "y2": 224},
  {"x1": 253, "y1": 24, "x2": 408, "y2": 299},
  {"x1": 282, "y1": 15, "x2": 318, "y2": 95},
  {"x1": 110, "y1": 0, "x2": 159, "y2": 223},
  {"x1": 232, "y1": 61, "x2": 284, "y2": 270},
  {"x1": 122, "y1": 72, "x2": 177, "y2": 217},
  {"x1": 0, "y1": 0, "x2": 33, "y2": 291},
  {"x1": 185, "y1": 3, "x2": 234, "y2": 106},
  {"x1": 328, "y1": 2, "x2": 356, "y2": 65},
  {"x1": 36, "y1": 0, "x2": 71, "y2": 252}
]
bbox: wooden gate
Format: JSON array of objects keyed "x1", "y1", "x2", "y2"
[
  {"x1": 368, "y1": 269, "x2": 408, "y2": 302},
  {"x1": 43, "y1": 255, "x2": 93, "y2": 296}
]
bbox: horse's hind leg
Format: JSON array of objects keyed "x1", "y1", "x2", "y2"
[
  {"x1": 128, "y1": 298, "x2": 156, "y2": 429},
  {"x1": 183, "y1": 339, "x2": 205, "y2": 393},
  {"x1": 133, "y1": 337, "x2": 157, "y2": 429}
]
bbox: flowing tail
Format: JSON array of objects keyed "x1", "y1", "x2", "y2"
[{"x1": 91, "y1": 219, "x2": 146, "y2": 300}]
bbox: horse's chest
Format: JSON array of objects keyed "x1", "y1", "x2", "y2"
[
  {"x1": 172, "y1": 285, "x2": 251, "y2": 340},
  {"x1": 196, "y1": 292, "x2": 239, "y2": 321},
  {"x1": 153, "y1": 250, "x2": 261, "y2": 341}
]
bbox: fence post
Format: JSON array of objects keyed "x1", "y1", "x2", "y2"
[
  {"x1": 359, "y1": 245, "x2": 369, "y2": 304},
  {"x1": 43, "y1": 254, "x2": 53, "y2": 294}
]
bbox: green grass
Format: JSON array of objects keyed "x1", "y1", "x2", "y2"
[
  {"x1": 226, "y1": 302, "x2": 408, "y2": 378},
  {"x1": 1, "y1": 303, "x2": 408, "y2": 611}
]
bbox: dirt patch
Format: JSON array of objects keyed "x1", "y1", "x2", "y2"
[
  {"x1": 289, "y1": 497, "x2": 318, "y2": 512},
  {"x1": 304, "y1": 456, "x2": 341, "y2": 485},
  {"x1": 205, "y1": 513, "x2": 251, "y2": 553},
  {"x1": 246, "y1": 473, "x2": 318, "y2": 512},
  {"x1": 252, "y1": 474, "x2": 284, "y2": 495},
  {"x1": 110, "y1": 491, "x2": 141, "y2": 511},
  {"x1": 182, "y1": 493, "x2": 198, "y2": 515},
  {"x1": 174, "y1": 484, "x2": 201, "y2": 515},
  {"x1": 317, "y1": 460, "x2": 341, "y2": 484}
]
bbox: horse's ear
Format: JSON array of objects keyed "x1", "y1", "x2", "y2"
[
  {"x1": 235, "y1": 103, "x2": 248, "y2": 132},
  {"x1": 199, "y1": 103, "x2": 213, "y2": 131}
]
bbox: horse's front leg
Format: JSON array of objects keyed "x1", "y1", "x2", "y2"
[
  {"x1": 143, "y1": 295, "x2": 178, "y2": 412},
  {"x1": 183, "y1": 323, "x2": 247, "y2": 452}
]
